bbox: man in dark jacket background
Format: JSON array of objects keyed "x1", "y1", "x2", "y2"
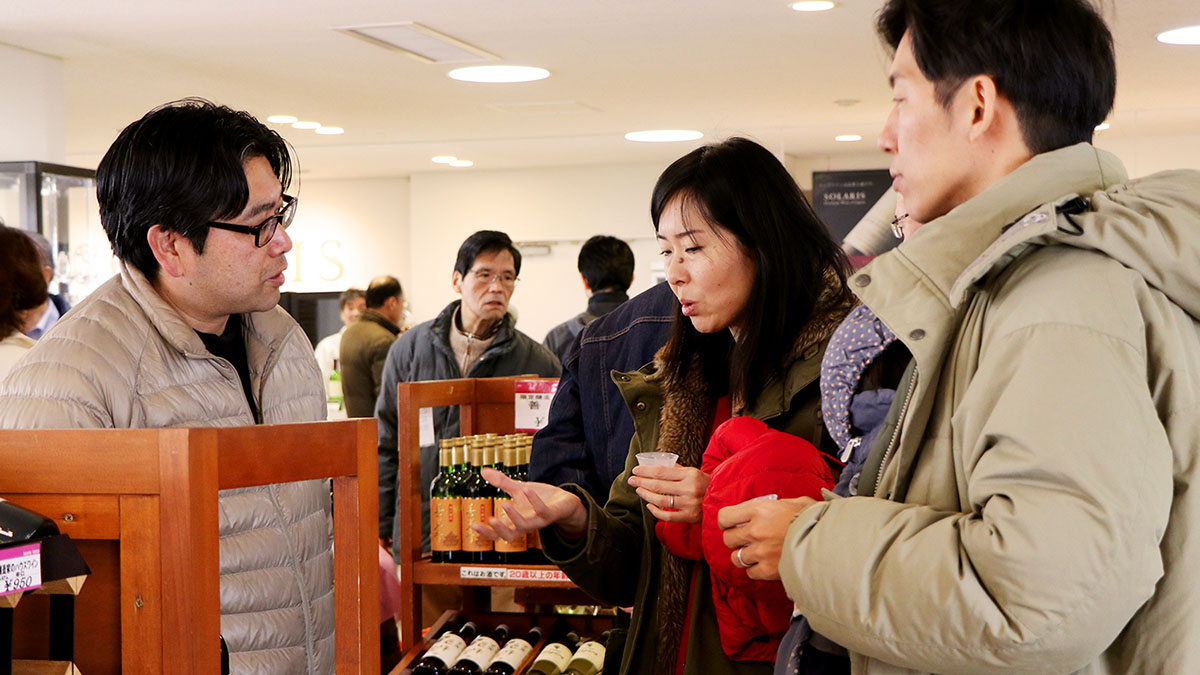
[
  {"x1": 340, "y1": 275, "x2": 404, "y2": 418},
  {"x1": 375, "y1": 229, "x2": 561, "y2": 553},
  {"x1": 542, "y1": 235, "x2": 636, "y2": 363}
]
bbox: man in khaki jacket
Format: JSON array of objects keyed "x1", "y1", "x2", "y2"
[{"x1": 720, "y1": 1, "x2": 1200, "y2": 673}]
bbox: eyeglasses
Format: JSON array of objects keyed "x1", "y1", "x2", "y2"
[
  {"x1": 207, "y1": 194, "x2": 297, "y2": 248},
  {"x1": 469, "y1": 268, "x2": 519, "y2": 288}
]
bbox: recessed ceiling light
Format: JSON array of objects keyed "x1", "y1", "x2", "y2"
[
  {"x1": 624, "y1": 130, "x2": 704, "y2": 143},
  {"x1": 1095, "y1": 122, "x2": 1111, "y2": 132},
  {"x1": 292, "y1": 121, "x2": 321, "y2": 130},
  {"x1": 267, "y1": 115, "x2": 298, "y2": 124},
  {"x1": 432, "y1": 156, "x2": 457, "y2": 164},
  {"x1": 449, "y1": 159, "x2": 474, "y2": 167},
  {"x1": 835, "y1": 134, "x2": 863, "y2": 142},
  {"x1": 790, "y1": 1, "x2": 836, "y2": 12},
  {"x1": 448, "y1": 65, "x2": 550, "y2": 83},
  {"x1": 1157, "y1": 25, "x2": 1200, "y2": 45},
  {"x1": 315, "y1": 126, "x2": 344, "y2": 135}
]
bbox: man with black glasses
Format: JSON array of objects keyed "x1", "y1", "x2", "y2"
[
  {"x1": 0, "y1": 99, "x2": 336, "y2": 675},
  {"x1": 375, "y1": 229, "x2": 560, "y2": 554}
]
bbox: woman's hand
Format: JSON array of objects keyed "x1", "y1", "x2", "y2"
[
  {"x1": 717, "y1": 497, "x2": 818, "y2": 580},
  {"x1": 628, "y1": 465, "x2": 709, "y2": 524},
  {"x1": 472, "y1": 467, "x2": 589, "y2": 540}
]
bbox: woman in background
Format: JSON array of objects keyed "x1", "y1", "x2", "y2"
[
  {"x1": 475, "y1": 137, "x2": 855, "y2": 674},
  {"x1": 0, "y1": 225, "x2": 48, "y2": 379}
]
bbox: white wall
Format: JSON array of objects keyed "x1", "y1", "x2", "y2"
[
  {"x1": 0, "y1": 44, "x2": 65, "y2": 163},
  {"x1": 283, "y1": 133, "x2": 1200, "y2": 345},
  {"x1": 408, "y1": 163, "x2": 669, "y2": 342},
  {"x1": 282, "y1": 176, "x2": 411, "y2": 296}
]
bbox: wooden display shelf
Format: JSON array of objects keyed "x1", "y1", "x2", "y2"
[
  {"x1": 0, "y1": 419, "x2": 379, "y2": 674},
  {"x1": 395, "y1": 375, "x2": 596, "y2": 649}
]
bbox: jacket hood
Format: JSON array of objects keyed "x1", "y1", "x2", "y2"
[{"x1": 900, "y1": 144, "x2": 1200, "y2": 320}]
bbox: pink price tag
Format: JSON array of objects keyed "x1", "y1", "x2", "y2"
[{"x1": 0, "y1": 542, "x2": 43, "y2": 597}]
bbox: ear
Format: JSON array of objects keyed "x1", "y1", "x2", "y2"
[
  {"x1": 451, "y1": 270, "x2": 464, "y2": 294},
  {"x1": 146, "y1": 225, "x2": 193, "y2": 279},
  {"x1": 965, "y1": 75, "x2": 1001, "y2": 142},
  {"x1": 580, "y1": 273, "x2": 591, "y2": 292}
]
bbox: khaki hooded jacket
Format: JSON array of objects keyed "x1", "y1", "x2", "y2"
[{"x1": 781, "y1": 144, "x2": 1200, "y2": 674}]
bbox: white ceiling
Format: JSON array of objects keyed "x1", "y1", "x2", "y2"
[{"x1": 2, "y1": 0, "x2": 1199, "y2": 180}]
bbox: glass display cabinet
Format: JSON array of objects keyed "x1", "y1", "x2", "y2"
[{"x1": 0, "y1": 161, "x2": 112, "y2": 305}]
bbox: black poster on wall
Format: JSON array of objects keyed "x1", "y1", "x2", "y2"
[{"x1": 812, "y1": 169, "x2": 892, "y2": 242}]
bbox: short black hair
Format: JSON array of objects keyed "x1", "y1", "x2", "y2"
[
  {"x1": 0, "y1": 225, "x2": 48, "y2": 338},
  {"x1": 96, "y1": 98, "x2": 293, "y2": 280},
  {"x1": 365, "y1": 277, "x2": 402, "y2": 310},
  {"x1": 339, "y1": 288, "x2": 365, "y2": 310},
  {"x1": 453, "y1": 230, "x2": 522, "y2": 277},
  {"x1": 876, "y1": 0, "x2": 1115, "y2": 154},
  {"x1": 577, "y1": 235, "x2": 634, "y2": 292},
  {"x1": 650, "y1": 137, "x2": 852, "y2": 405}
]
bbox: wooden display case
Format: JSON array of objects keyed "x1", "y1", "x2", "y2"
[
  {"x1": 392, "y1": 376, "x2": 613, "y2": 658},
  {"x1": 0, "y1": 419, "x2": 379, "y2": 674}
]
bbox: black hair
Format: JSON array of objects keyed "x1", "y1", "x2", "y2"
[
  {"x1": 339, "y1": 288, "x2": 365, "y2": 310},
  {"x1": 365, "y1": 277, "x2": 402, "y2": 310},
  {"x1": 651, "y1": 137, "x2": 852, "y2": 406},
  {"x1": 577, "y1": 235, "x2": 635, "y2": 292},
  {"x1": 876, "y1": 0, "x2": 1115, "y2": 154},
  {"x1": 95, "y1": 98, "x2": 294, "y2": 280},
  {"x1": 453, "y1": 230, "x2": 523, "y2": 277},
  {"x1": 0, "y1": 225, "x2": 49, "y2": 338}
]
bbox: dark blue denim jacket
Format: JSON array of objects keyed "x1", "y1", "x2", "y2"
[{"x1": 530, "y1": 282, "x2": 676, "y2": 503}]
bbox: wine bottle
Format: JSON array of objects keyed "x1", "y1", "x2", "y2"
[
  {"x1": 481, "y1": 626, "x2": 543, "y2": 675},
  {"x1": 493, "y1": 446, "x2": 527, "y2": 563},
  {"x1": 445, "y1": 624, "x2": 511, "y2": 675},
  {"x1": 431, "y1": 442, "x2": 462, "y2": 563},
  {"x1": 526, "y1": 630, "x2": 580, "y2": 675},
  {"x1": 0, "y1": 498, "x2": 59, "y2": 544},
  {"x1": 519, "y1": 446, "x2": 549, "y2": 565},
  {"x1": 411, "y1": 621, "x2": 479, "y2": 675},
  {"x1": 461, "y1": 445, "x2": 495, "y2": 564},
  {"x1": 563, "y1": 636, "x2": 606, "y2": 675},
  {"x1": 327, "y1": 358, "x2": 343, "y2": 411}
]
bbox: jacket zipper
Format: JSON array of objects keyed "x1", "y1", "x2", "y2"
[{"x1": 873, "y1": 369, "x2": 918, "y2": 498}]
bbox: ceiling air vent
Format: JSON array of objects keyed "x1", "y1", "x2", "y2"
[{"x1": 333, "y1": 22, "x2": 497, "y2": 64}]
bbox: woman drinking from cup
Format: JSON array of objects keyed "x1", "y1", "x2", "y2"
[{"x1": 474, "y1": 137, "x2": 855, "y2": 675}]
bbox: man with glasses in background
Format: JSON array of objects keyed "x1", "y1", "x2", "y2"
[
  {"x1": 0, "y1": 98, "x2": 336, "y2": 675},
  {"x1": 375, "y1": 229, "x2": 561, "y2": 556}
]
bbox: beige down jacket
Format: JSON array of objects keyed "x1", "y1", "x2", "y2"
[
  {"x1": 0, "y1": 263, "x2": 335, "y2": 675},
  {"x1": 781, "y1": 144, "x2": 1200, "y2": 674}
]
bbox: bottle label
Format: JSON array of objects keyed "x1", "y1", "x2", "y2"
[
  {"x1": 527, "y1": 527, "x2": 542, "y2": 550},
  {"x1": 569, "y1": 641, "x2": 605, "y2": 671},
  {"x1": 431, "y1": 497, "x2": 463, "y2": 552},
  {"x1": 489, "y1": 638, "x2": 533, "y2": 668},
  {"x1": 493, "y1": 497, "x2": 527, "y2": 553},
  {"x1": 422, "y1": 633, "x2": 467, "y2": 664},
  {"x1": 533, "y1": 643, "x2": 573, "y2": 671},
  {"x1": 456, "y1": 635, "x2": 501, "y2": 666},
  {"x1": 462, "y1": 497, "x2": 494, "y2": 552}
]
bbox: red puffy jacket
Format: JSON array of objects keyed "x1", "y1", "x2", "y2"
[{"x1": 657, "y1": 416, "x2": 837, "y2": 662}]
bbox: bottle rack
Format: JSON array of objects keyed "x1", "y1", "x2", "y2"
[
  {"x1": 393, "y1": 609, "x2": 616, "y2": 675},
  {"x1": 392, "y1": 376, "x2": 614, "y2": 662}
]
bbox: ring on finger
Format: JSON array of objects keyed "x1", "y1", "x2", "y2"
[
  {"x1": 669, "y1": 494, "x2": 675, "y2": 509},
  {"x1": 735, "y1": 546, "x2": 751, "y2": 569}
]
